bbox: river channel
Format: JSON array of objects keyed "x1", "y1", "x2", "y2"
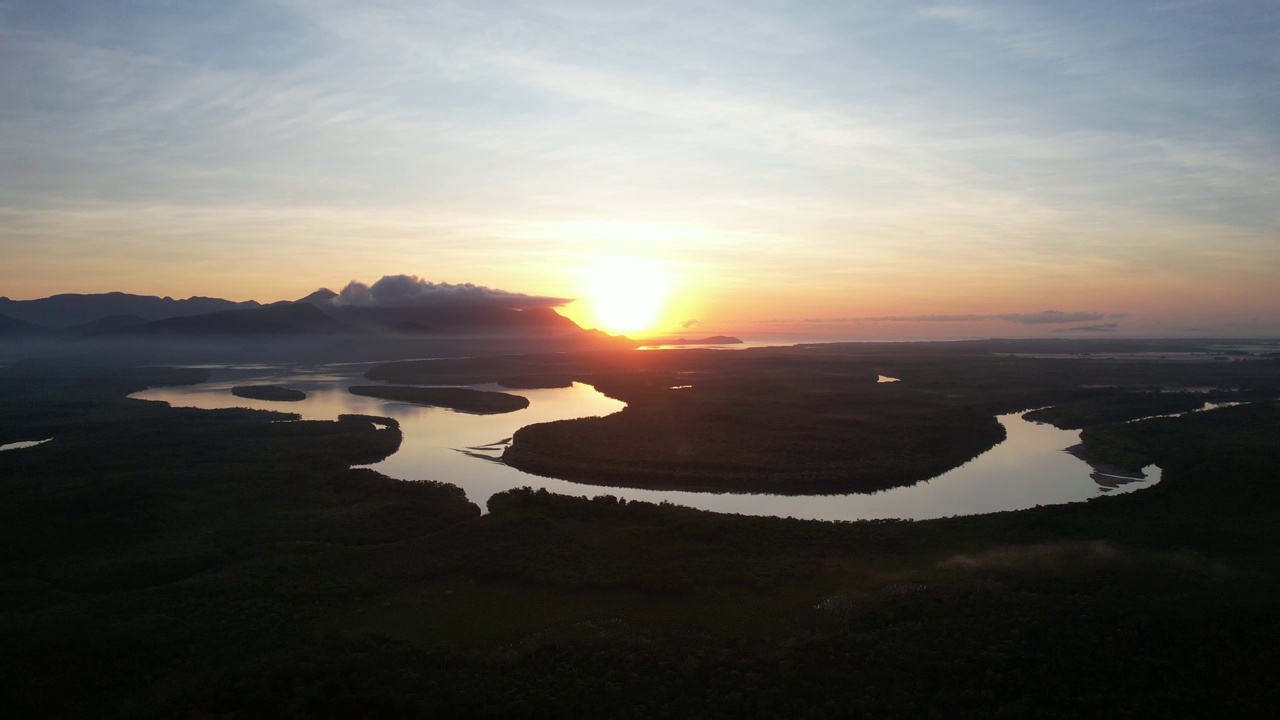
[{"x1": 130, "y1": 363, "x2": 1165, "y2": 522}]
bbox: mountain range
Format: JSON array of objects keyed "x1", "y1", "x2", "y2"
[
  {"x1": 0, "y1": 289, "x2": 592, "y2": 339},
  {"x1": 0, "y1": 292, "x2": 259, "y2": 329}
]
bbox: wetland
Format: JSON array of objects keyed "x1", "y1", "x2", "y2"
[
  {"x1": 133, "y1": 363, "x2": 1167, "y2": 521},
  {"x1": 2, "y1": 338, "x2": 1279, "y2": 717}
]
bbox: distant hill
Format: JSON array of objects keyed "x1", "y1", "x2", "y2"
[
  {"x1": 0, "y1": 292, "x2": 259, "y2": 328},
  {"x1": 0, "y1": 313, "x2": 54, "y2": 338},
  {"x1": 66, "y1": 314, "x2": 148, "y2": 336},
  {"x1": 117, "y1": 302, "x2": 347, "y2": 337},
  {"x1": 285, "y1": 284, "x2": 586, "y2": 336},
  {"x1": 296, "y1": 288, "x2": 339, "y2": 305},
  {"x1": 389, "y1": 321, "x2": 439, "y2": 335},
  {"x1": 644, "y1": 335, "x2": 743, "y2": 346},
  {"x1": 1, "y1": 286, "x2": 612, "y2": 343},
  {"x1": 321, "y1": 303, "x2": 584, "y2": 336}
]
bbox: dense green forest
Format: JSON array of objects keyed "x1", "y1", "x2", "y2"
[{"x1": 1, "y1": 345, "x2": 1278, "y2": 717}]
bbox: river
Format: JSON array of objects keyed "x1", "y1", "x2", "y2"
[{"x1": 130, "y1": 363, "x2": 1165, "y2": 521}]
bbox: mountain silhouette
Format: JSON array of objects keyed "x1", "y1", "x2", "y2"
[
  {"x1": 116, "y1": 302, "x2": 346, "y2": 336},
  {"x1": 67, "y1": 314, "x2": 149, "y2": 336},
  {"x1": 0, "y1": 292, "x2": 258, "y2": 328},
  {"x1": 295, "y1": 288, "x2": 339, "y2": 305},
  {"x1": 389, "y1": 321, "x2": 439, "y2": 335},
  {"x1": 1, "y1": 286, "x2": 609, "y2": 343},
  {"x1": 0, "y1": 313, "x2": 54, "y2": 338},
  {"x1": 322, "y1": 303, "x2": 582, "y2": 336}
]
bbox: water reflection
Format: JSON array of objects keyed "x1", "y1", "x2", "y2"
[
  {"x1": 0, "y1": 438, "x2": 51, "y2": 452},
  {"x1": 132, "y1": 365, "x2": 1162, "y2": 521}
]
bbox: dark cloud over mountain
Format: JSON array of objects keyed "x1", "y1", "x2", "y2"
[{"x1": 329, "y1": 275, "x2": 570, "y2": 310}]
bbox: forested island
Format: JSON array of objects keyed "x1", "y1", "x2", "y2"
[
  {"x1": 640, "y1": 335, "x2": 744, "y2": 346},
  {"x1": 231, "y1": 384, "x2": 307, "y2": 402},
  {"x1": 1, "y1": 338, "x2": 1278, "y2": 716},
  {"x1": 348, "y1": 384, "x2": 530, "y2": 414}
]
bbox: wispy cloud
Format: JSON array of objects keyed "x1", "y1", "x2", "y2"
[
  {"x1": 802, "y1": 311, "x2": 1119, "y2": 326},
  {"x1": 1, "y1": 1, "x2": 1277, "y2": 333}
]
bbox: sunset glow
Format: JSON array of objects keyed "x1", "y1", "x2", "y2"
[
  {"x1": 1, "y1": 2, "x2": 1277, "y2": 338},
  {"x1": 572, "y1": 258, "x2": 673, "y2": 336}
]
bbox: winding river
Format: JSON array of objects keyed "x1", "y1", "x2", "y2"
[{"x1": 130, "y1": 363, "x2": 1164, "y2": 522}]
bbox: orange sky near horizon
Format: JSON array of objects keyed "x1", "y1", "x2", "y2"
[
  {"x1": 2, "y1": 2, "x2": 1278, "y2": 339},
  {"x1": 4, "y1": 241, "x2": 1279, "y2": 339}
]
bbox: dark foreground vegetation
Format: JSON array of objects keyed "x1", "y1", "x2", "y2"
[
  {"x1": 232, "y1": 384, "x2": 307, "y2": 402},
  {"x1": 2, "y1": 341, "x2": 1279, "y2": 717},
  {"x1": 348, "y1": 385, "x2": 530, "y2": 414}
]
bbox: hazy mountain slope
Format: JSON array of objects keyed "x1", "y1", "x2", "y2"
[
  {"x1": 65, "y1": 314, "x2": 148, "y2": 336},
  {"x1": 324, "y1": 304, "x2": 583, "y2": 336},
  {"x1": 0, "y1": 313, "x2": 53, "y2": 337},
  {"x1": 1, "y1": 288, "x2": 588, "y2": 338},
  {"x1": 0, "y1": 293, "x2": 260, "y2": 328},
  {"x1": 116, "y1": 302, "x2": 347, "y2": 336}
]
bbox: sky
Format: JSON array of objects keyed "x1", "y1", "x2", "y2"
[{"x1": 2, "y1": 0, "x2": 1278, "y2": 338}]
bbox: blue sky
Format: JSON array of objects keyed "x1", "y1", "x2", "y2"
[{"x1": 2, "y1": 1, "x2": 1277, "y2": 336}]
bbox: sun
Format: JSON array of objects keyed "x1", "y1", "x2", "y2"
[{"x1": 579, "y1": 257, "x2": 671, "y2": 336}]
